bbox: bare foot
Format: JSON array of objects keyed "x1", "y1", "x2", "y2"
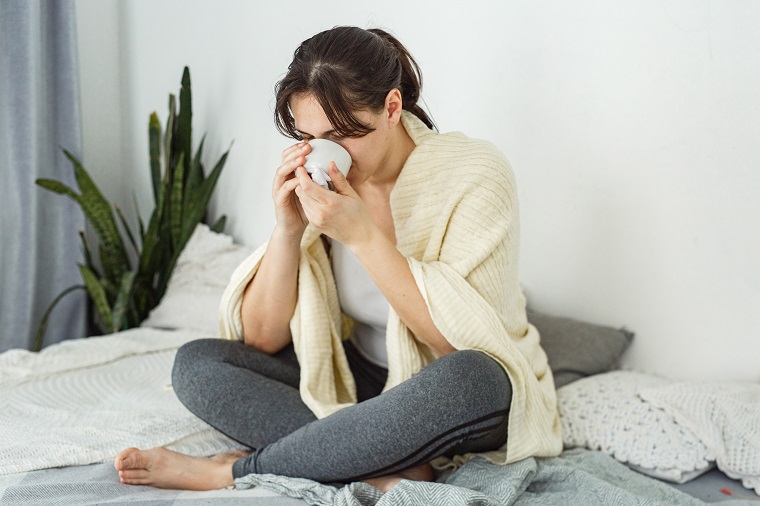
[
  {"x1": 114, "y1": 447, "x2": 249, "y2": 490},
  {"x1": 363, "y1": 463, "x2": 435, "y2": 493}
]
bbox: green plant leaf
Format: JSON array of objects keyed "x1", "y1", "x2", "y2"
[
  {"x1": 149, "y1": 113, "x2": 162, "y2": 205},
  {"x1": 62, "y1": 149, "x2": 129, "y2": 282},
  {"x1": 139, "y1": 198, "x2": 164, "y2": 277},
  {"x1": 33, "y1": 284, "x2": 86, "y2": 351},
  {"x1": 115, "y1": 206, "x2": 138, "y2": 260},
  {"x1": 138, "y1": 156, "x2": 171, "y2": 283},
  {"x1": 79, "y1": 264, "x2": 113, "y2": 332},
  {"x1": 78, "y1": 230, "x2": 97, "y2": 274},
  {"x1": 185, "y1": 134, "x2": 206, "y2": 205},
  {"x1": 170, "y1": 152, "x2": 185, "y2": 250},
  {"x1": 165, "y1": 94, "x2": 176, "y2": 184},
  {"x1": 36, "y1": 178, "x2": 79, "y2": 199},
  {"x1": 181, "y1": 146, "x2": 231, "y2": 245},
  {"x1": 209, "y1": 214, "x2": 227, "y2": 233},
  {"x1": 177, "y1": 66, "x2": 192, "y2": 184},
  {"x1": 97, "y1": 248, "x2": 119, "y2": 298},
  {"x1": 111, "y1": 271, "x2": 136, "y2": 331},
  {"x1": 133, "y1": 193, "x2": 145, "y2": 245},
  {"x1": 155, "y1": 253, "x2": 179, "y2": 302}
]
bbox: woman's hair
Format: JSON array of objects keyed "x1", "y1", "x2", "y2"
[{"x1": 274, "y1": 26, "x2": 435, "y2": 139}]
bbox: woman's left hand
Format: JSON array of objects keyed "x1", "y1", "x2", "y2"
[
  {"x1": 295, "y1": 163, "x2": 456, "y2": 357},
  {"x1": 294, "y1": 163, "x2": 377, "y2": 247}
]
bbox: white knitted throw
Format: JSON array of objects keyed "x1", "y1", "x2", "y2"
[
  {"x1": 639, "y1": 382, "x2": 760, "y2": 494},
  {"x1": 0, "y1": 328, "x2": 244, "y2": 475},
  {"x1": 558, "y1": 371, "x2": 712, "y2": 483}
]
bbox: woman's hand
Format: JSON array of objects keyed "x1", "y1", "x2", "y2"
[
  {"x1": 272, "y1": 142, "x2": 312, "y2": 237},
  {"x1": 293, "y1": 163, "x2": 377, "y2": 247},
  {"x1": 295, "y1": 163, "x2": 456, "y2": 357}
]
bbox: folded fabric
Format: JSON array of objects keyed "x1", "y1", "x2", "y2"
[
  {"x1": 639, "y1": 382, "x2": 760, "y2": 495},
  {"x1": 558, "y1": 371, "x2": 713, "y2": 483},
  {"x1": 234, "y1": 449, "x2": 709, "y2": 506}
]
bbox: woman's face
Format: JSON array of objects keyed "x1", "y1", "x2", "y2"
[{"x1": 289, "y1": 93, "x2": 393, "y2": 187}]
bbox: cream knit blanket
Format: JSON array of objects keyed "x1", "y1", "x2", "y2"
[
  {"x1": 0, "y1": 328, "x2": 244, "y2": 475},
  {"x1": 640, "y1": 382, "x2": 760, "y2": 493},
  {"x1": 219, "y1": 112, "x2": 562, "y2": 466}
]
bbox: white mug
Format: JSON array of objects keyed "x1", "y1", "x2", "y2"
[{"x1": 303, "y1": 139, "x2": 352, "y2": 190}]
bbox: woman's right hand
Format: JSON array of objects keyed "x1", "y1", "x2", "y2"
[
  {"x1": 242, "y1": 142, "x2": 310, "y2": 352},
  {"x1": 272, "y1": 142, "x2": 311, "y2": 237}
]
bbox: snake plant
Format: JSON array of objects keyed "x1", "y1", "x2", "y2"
[{"x1": 34, "y1": 67, "x2": 230, "y2": 350}]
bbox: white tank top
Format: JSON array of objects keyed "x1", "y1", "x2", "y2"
[{"x1": 330, "y1": 239, "x2": 389, "y2": 368}]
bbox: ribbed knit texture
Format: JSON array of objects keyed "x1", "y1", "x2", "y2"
[{"x1": 219, "y1": 112, "x2": 562, "y2": 465}]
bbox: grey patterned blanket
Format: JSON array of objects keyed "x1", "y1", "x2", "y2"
[{"x1": 2, "y1": 449, "x2": 758, "y2": 506}]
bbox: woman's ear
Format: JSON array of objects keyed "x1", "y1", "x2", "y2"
[{"x1": 384, "y1": 88, "x2": 404, "y2": 127}]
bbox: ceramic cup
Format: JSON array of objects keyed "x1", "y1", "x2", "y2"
[{"x1": 303, "y1": 139, "x2": 352, "y2": 190}]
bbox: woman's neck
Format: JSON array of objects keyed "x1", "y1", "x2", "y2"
[{"x1": 366, "y1": 120, "x2": 416, "y2": 189}]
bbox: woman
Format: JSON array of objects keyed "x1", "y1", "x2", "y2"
[{"x1": 115, "y1": 26, "x2": 562, "y2": 493}]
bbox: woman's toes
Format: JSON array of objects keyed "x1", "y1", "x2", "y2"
[
  {"x1": 119, "y1": 469, "x2": 149, "y2": 484},
  {"x1": 114, "y1": 448, "x2": 141, "y2": 470}
]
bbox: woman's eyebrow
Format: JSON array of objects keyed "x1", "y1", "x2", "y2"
[{"x1": 296, "y1": 129, "x2": 336, "y2": 139}]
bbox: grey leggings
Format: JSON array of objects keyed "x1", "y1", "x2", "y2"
[{"x1": 171, "y1": 338, "x2": 511, "y2": 483}]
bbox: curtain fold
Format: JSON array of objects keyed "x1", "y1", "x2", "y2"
[{"x1": 0, "y1": 0, "x2": 86, "y2": 351}]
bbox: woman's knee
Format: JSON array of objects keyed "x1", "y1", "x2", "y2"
[
  {"x1": 173, "y1": 338, "x2": 224, "y2": 371},
  {"x1": 171, "y1": 338, "x2": 228, "y2": 400},
  {"x1": 430, "y1": 349, "x2": 513, "y2": 409},
  {"x1": 440, "y1": 349, "x2": 508, "y2": 379}
]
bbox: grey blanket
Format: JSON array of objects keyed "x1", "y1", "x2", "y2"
[
  {"x1": 2, "y1": 449, "x2": 757, "y2": 505},
  {"x1": 237, "y1": 449, "x2": 759, "y2": 506}
]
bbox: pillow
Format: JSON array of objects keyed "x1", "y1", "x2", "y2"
[
  {"x1": 527, "y1": 310, "x2": 634, "y2": 388},
  {"x1": 141, "y1": 224, "x2": 252, "y2": 335},
  {"x1": 639, "y1": 382, "x2": 760, "y2": 494},
  {"x1": 558, "y1": 370, "x2": 714, "y2": 483}
]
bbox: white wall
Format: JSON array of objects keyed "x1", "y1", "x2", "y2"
[{"x1": 76, "y1": 0, "x2": 760, "y2": 383}]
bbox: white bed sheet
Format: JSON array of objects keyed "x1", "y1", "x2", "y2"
[{"x1": 0, "y1": 328, "x2": 245, "y2": 476}]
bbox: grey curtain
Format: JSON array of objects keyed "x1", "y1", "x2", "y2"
[{"x1": 0, "y1": 0, "x2": 86, "y2": 351}]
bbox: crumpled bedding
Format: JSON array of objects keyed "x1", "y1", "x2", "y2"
[
  {"x1": 235, "y1": 449, "x2": 758, "y2": 506},
  {"x1": 2, "y1": 449, "x2": 757, "y2": 506},
  {"x1": 1, "y1": 328, "x2": 758, "y2": 505}
]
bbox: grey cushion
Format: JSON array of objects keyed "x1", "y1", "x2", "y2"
[{"x1": 527, "y1": 310, "x2": 634, "y2": 388}]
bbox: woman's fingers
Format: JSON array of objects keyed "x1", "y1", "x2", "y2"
[
  {"x1": 273, "y1": 143, "x2": 311, "y2": 192},
  {"x1": 269, "y1": 142, "x2": 318, "y2": 235},
  {"x1": 328, "y1": 162, "x2": 355, "y2": 196},
  {"x1": 273, "y1": 177, "x2": 308, "y2": 230},
  {"x1": 280, "y1": 141, "x2": 309, "y2": 163},
  {"x1": 293, "y1": 167, "x2": 332, "y2": 205},
  {"x1": 273, "y1": 177, "x2": 301, "y2": 205},
  {"x1": 283, "y1": 143, "x2": 311, "y2": 173}
]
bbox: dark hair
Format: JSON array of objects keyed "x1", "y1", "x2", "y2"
[{"x1": 274, "y1": 26, "x2": 435, "y2": 139}]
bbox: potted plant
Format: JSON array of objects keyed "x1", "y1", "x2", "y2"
[{"x1": 35, "y1": 66, "x2": 230, "y2": 350}]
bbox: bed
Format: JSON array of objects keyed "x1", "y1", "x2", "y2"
[{"x1": 1, "y1": 224, "x2": 758, "y2": 505}]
